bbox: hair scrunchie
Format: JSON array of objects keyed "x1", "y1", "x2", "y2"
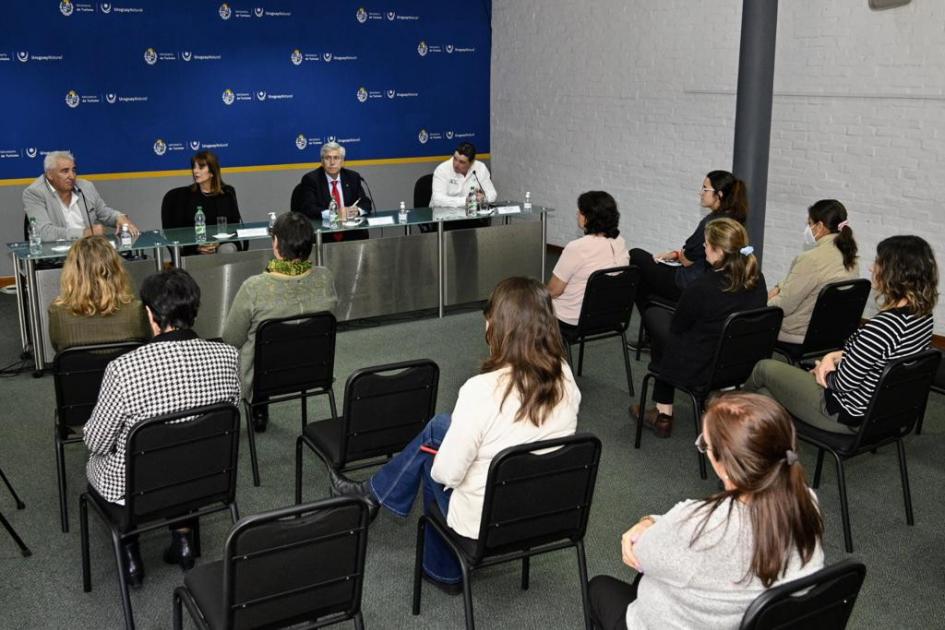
[
  {"x1": 837, "y1": 219, "x2": 850, "y2": 231},
  {"x1": 784, "y1": 449, "x2": 799, "y2": 466},
  {"x1": 739, "y1": 245, "x2": 754, "y2": 256}
]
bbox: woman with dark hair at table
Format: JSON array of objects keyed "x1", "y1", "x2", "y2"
[
  {"x1": 588, "y1": 392, "x2": 824, "y2": 630},
  {"x1": 161, "y1": 150, "x2": 242, "y2": 255},
  {"x1": 547, "y1": 191, "x2": 629, "y2": 331}
]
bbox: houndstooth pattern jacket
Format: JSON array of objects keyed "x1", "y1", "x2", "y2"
[{"x1": 83, "y1": 330, "x2": 241, "y2": 503}]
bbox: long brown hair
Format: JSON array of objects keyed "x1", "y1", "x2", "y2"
[
  {"x1": 54, "y1": 235, "x2": 135, "y2": 316},
  {"x1": 482, "y1": 277, "x2": 567, "y2": 426},
  {"x1": 189, "y1": 150, "x2": 225, "y2": 195},
  {"x1": 808, "y1": 199, "x2": 857, "y2": 271},
  {"x1": 692, "y1": 393, "x2": 823, "y2": 587},
  {"x1": 873, "y1": 235, "x2": 938, "y2": 317},
  {"x1": 705, "y1": 217, "x2": 760, "y2": 292}
]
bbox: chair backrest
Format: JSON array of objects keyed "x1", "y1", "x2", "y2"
[
  {"x1": 851, "y1": 349, "x2": 941, "y2": 449},
  {"x1": 53, "y1": 341, "x2": 145, "y2": 434},
  {"x1": 413, "y1": 173, "x2": 434, "y2": 208},
  {"x1": 125, "y1": 403, "x2": 241, "y2": 524},
  {"x1": 221, "y1": 497, "x2": 370, "y2": 630},
  {"x1": 800, "y1": 279, "x2": 872, "y2": 357},
  {"x1": 290, "y1": 183, "x2": 304, "y2": 214},
  {"x1": 338, "y1": 359, "x2": 439, "y2": 467},
  {"x1": 575, "y1": 265, "x2": 640, "y2": 336},
  {"x1": 253, "y1": 312, "x2": 336, "y2": 400},
  {"x1": 739, "y1": 559, "x2": 866, "y2": 630},
  {"x1": 931, "y1": 348, "x2": 945, "y2": 395},
  {"x1": 474, "y1": 433, "x2": 602, "y2": 562},
  {"x1": 706, "y1": 307, "x2": 784, "y2": 391}
]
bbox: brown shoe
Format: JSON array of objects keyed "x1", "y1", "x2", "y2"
[{"x1": 630, "y1": 404, "x2": 673, "y2": 438}]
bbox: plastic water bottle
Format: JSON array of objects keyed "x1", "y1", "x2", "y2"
[
  {"x1": 465, "y1": 186, "x2": 478, "y2": 216},
  {"x1": 194, "y1": 206, "x2": 206, "y2": 244},
  {"x1": 328, "y1": 198, "x2": 339, "y2": 225},
  {"x1": 268, "y1": 211, "x2": 277, "y2": 233},
  {"x1": 399, "y1": 201, "x2": 408, "y2": 223},
  {"x1": 28, "y1": 217, "x2": 42, "y2": 255},
  {"x1": 119, "y1": 224, "x2": 132, "y2": 250},
  {"x1": 523, "y1": 191, "x2": 532, "y2": 211}
]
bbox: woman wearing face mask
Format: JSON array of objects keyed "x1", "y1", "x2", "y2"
[
  {"x1": 161, "y1": 151, "x2": 242, "y2": 255},
  {"x1": 768, "y1": 200, "x2": 859, "y2": 347}
]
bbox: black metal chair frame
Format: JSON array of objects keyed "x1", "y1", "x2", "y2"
[
  {"x1": 796, "y1": 349, "x2": 941, "y2": 553},
  {"x1": 245, "y1": 312, "x2": 338, "y2": 487},
  {"x1": 634, "y1": 306, "x2": 784, "y2": 479},
  {"x1": 773, "y1": 278, "x2": 871, "y2": 366},
  {"x1": 412, "y1": 433, "x2": 602, "y2": 630},
  {"x1": 739, "y1": 559, "x2": 867, "y2": 630},
  {"x1": 0, "y1": 464, "x2": 31, "y2": 557},
  {"x1": 295, "y1": 359, "x2": 439, "y2": 504},
  {"x1": 917, "y1": 347, "x2": 945, "y2": 435},
  {"x1": 53, "y1": 341, "x2": 144, "y2": 533},
  {"x1": 560, "y1": 266, "x2": 640, "y2": 398},
  {"x1": 633, "y1": 295, "x2": 676, "y2": 361},
  {"x1": 79, "y1": 403, "x2": 242, "y2": 630},
  {"x1": 173, "y1": 496, "x2": 370, "y2": 630}
]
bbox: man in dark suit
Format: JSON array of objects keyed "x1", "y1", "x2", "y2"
[{"x1": 297, "y1": 142, "x2": 373, "y2": 241}]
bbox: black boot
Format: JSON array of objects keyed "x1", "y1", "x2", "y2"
[
  {"x1": 123, "y1": 540, "x2": 145, "y2": 589},
  {"x1": 327, "y1": 469, "x2": 379, "y2": 522},
  {"x1": 163, "y1": 529, "x2": 195, "y2": 571}
]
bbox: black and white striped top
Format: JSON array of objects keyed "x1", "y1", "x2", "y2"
[{"x1": 829, "y1": 307, "x2": 934, "y2": 418}]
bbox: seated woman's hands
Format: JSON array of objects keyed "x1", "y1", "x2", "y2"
[
  {"x1": 812, "y1": 350, "x2": 843, "y2": 387},
  {"x1": 621, "y1": 516, "x2": 655, "y2": 572}
]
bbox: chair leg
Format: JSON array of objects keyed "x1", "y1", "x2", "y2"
[
  {"x1": 575, "y1": 541, "x2": 592, "y2": 630},
  {"x1": 634, "y1": 374, "x2": 653, "y2": 449},
  {"x1": 565, "y1": 342, "x2": 574, "y2": 368},
  {"x1": 0, "y1": 465, "x2": 25, "y2": 508},
  {"x1": 244, "y1": 403, "x2": 261, "y2": 487},
  {"x1": 111, "y1": 532, "x2": 136, "y2": 630},
  {"x1": 577, "y1": 340, "x2": 585, "y2": 376},
  {"x1": 301, "y1": 394, "x2": 308, "y2": 428},
  {"x1": 55, "y1": 439, "x2": 70, "y2": 532},
  {"x1": 521, "y1": 556, "x2": 530, "y2": 590},
  {"x1": 635, "y1": 317, "x2": 646, "y2": 361},
  {"x1": 832, "y1": 453, "x2": 853, "y2": 553},
  {"x1": 353, "y1": 611, "x2": 365, "y2": 630},
  {"x1": 690, "y1": 393, "x2": 706, "y2": 480},
  {"x1": 80, "y1": 494, "x2": 92, "y2": 592},
  {"x1": 173, "y1": 590, "x2": 183, "y2": 630},
  {"x1": 327, "y1": 389, "x2": 339, "y2": 421},
  {"x1": 295, "y1": 437, "x2": 304, "y2": 505},
  {"x1": 896, "y1": 440, "x2": 914, "y2": 526},
  {"x1": 412, "y1": 518, "x2": 426, "y2": 615},
  {"x1": 0, "y1": 510, "x2": 31, "y2": 557},
  {"x1": 460, "y1": 563, "x2": 475, "y2": 630},
  {"x1": 915, "y1": 409, "x2": 925, "y2": 435},
  {"x1": 619, "y1": 332, "x2": 635, "y2": 397},
  {"x1": 812, "y1": 449, "x2": 825, "y2": 489}
]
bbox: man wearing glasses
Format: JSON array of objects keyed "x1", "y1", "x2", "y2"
[{"x1": 296, "y1": 141, "x2": 373, "y2": 241}]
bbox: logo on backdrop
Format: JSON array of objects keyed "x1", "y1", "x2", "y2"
[
  {"x1": 386, "y1": 89, "x2": 395, "y2": 99},
  {"x1": 219, "y1": 3, "x2": 231, "y2": 20},
  {"x1": 387, "y1": 12, "x2": 395, "y2": 21},
  {"x1": 446, "y1": 44, "x2": 454, "y2": 54},
  {"x1": 60, "y1": 1, "x2": 74, "y2": 17},
  {"x1": 65, "y1": 90, "x2": 80, "y2": 108},
  {"x1": 222, "y1": 89, "x2": 235, "y2": 105},
  {"x1": 105, "y1": 92, "x2": 117, "y2": 104},
  {"x1": 17, "y1": 51, "x2": 28, "y2": 63},
  {"x1": 143, "y1": 48, "x2": 157, "y2": 65},
  {"x1": 26, "y1": 148, "x2": 38, "y2": 158},
  {"x1": 417, "y1": 41, "x2": 428, "y2": 56},
  {"x1": 100, "y1": 3, "x2": 112, "y2": 13},
  {"x1": 356, "y1": 87, "x2": 368, "y2": 103},
  {"x1": 153, "y1": 138, "x2": 167, "y2": 156},
  {"x1": 189, "y1": 140, "x2": 201, "y2": 151},
  {"x1": 446, "y1": 131, "x2": 454, "y2": 140},
  {"x1": 418, "y1": 129, "x2": 429, "y2": 144},
  {"x1": 256, "y1": 91, "x2": 266, "y2": 101},
  {"x1": 327, "y1": 135, "x2": 336, "y2": 143},
  {"x1": 290, "y1": 49, "x2": 303, "y2": 66},
  {"x1": 323, "y1": 52, "x2": 332, "y2": 63},
  {"x1": 295, "y1": 134, "x2": 307, "y2": 150},
  {"x1": 254, "y1": 7, "x2": 264, "y2": 17},
  {"x1": 180, "y1": 51, "x2": 192, "y2": 62},
  {"x1": 356, "y1": 7, "x2": 367, "y2": 23}
]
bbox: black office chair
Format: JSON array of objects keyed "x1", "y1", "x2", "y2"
[
  {"x1": 796, "y1": 349, "x2": 940, "y2": 553},
  {"x1": 0, "y1": 463, "x2": 31, "y2": 557},
  {"x1": 79, "y1": 403, "x2": 242, "y2": 630},
  {"x1": 739, "y1": 559, "x2": 867, "y2": 630},
  {"x1": 774, "y1": 279, "x2": 871, "y2": 366},
  {"x1": 53, "y1": 341, "x2": 144, "y2": 532},
  {"x1": 634, "y1": 306, "x2": 784, "y2": 479},
  {"x1": 173, "y1": 496, "x2": 370, "y2": 630},
  {"x1": 917, "y1": 347, "x2": 945, "y2": 435},
  {"x1": 295, "y1": 359, "x2": 439, "y2": 503},
  {"x1": 413, "y1": 173, "x2": 434, "y2": 208},
  {"x1": 560, "y1": 266, "x2": 640, "y2": 397},
  {"x1": 412, "y1": 433, "x2": 602, "y2": 630},
  {"x1": 245, "y1": 312, "x2": 338, "y2": 487},
  {"x1": 290, "y1": 182, "x2": 304, "y2": 213},
  {"x1": 633, "y1": 295, "x2": 677, "y2": 361}
]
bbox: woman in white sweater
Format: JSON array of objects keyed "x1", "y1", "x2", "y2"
[
  {"x1": 330, "y1": 277, "x2": 581, "y2": 593},
  {"x1": 588, "y1": 393, "x2": 824, "y2": 629}
]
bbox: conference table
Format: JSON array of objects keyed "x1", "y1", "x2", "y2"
[{"x1": 8, "y1": 204, "x2": 551, "y2": 373}]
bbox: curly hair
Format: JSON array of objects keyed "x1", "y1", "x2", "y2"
[
  {"x1": 53, "y1": 236, "x2": 135, "y2": 316},
  {"x1": 873, "y1": 235, "x2": 938, "y2": 316}
]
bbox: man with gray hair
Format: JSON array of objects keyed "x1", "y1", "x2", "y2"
[
  {"x1": 23, "y1": 151, "x2": 139, "y2": 242},
  {"x1": 296, "y1": 141, "x2": 373, "y2": 241}
]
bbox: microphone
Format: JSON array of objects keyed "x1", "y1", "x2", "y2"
[
  {"x1": 471, "y1": 169, "x2": 490, "y2": 208},
  {"x1": 74, "y1": 183, "x2": 95, "y2": 232},
  {"x1": 356, "y1": 172, "x2": 376, "y2": 213}
]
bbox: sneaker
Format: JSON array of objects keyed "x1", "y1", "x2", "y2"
[{"x1": 630, "y1": 404, "x2": 673, "y2": 438}]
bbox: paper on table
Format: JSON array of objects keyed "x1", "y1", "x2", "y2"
[
  {"x1": 496, "y1": 205, "x2": 521, "y2": 215},
  {"x1": 236, "y1": 227, "x2": 270, "y2": 238},
  {"x1": 212, "y1": 232, "x2": 235, "y2": 240},
  {"x1": 51, "y1": 245, "x2": 71, "y2": 252},
  {"x1": 367, "y1": 216, "x2": 395, "y2": 226}
]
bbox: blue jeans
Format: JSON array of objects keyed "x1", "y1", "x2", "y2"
[{"x1": 368, "y1": 413, "x2": 461, "y2": 584}]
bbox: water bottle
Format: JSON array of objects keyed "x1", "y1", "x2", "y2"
[
  {"x1": 465, "y1": 186, "x2": 478, "y2": 216},
  {"x1": 268, "y1": 211, "x2": 277, "y2": 233},
  {"x1": 399, "y1": 201, "x2": 408, "y2": 223},
  {"x1": 28, "y1": 217, "x2": 42, "y2": 255},
  {"x1": 523, "y1": 191, "x2": 532, "y2": 211},
  {"x1": 194, "y1": 205, "x2": 206, "y2": 244},
  {"x1": 119, "y1": 224, "x2": 132, "y2": 250},
  {"x1": 328, "y1": 198, "x2": 339, "y2": 225}
]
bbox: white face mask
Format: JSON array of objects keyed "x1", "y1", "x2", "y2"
[{"x1": 803, "y1": 224, "x2": 818, "y2": 247}]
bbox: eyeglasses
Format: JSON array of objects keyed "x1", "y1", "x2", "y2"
[
  {"x1": 701, "y1": 187, "x2": 716, "y2": 194},
  {"x1": 694, "y1": 433, "x2": 712, "y2": 454}
]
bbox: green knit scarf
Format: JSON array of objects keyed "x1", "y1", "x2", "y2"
[{"x1": 266, "y1": 258, "x2": 312, "y2": 276}]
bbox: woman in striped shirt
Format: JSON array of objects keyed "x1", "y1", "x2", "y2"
[{"x1": 746, "y1": 235, "x2": 937, "y2": 432}]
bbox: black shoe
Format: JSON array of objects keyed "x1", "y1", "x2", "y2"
[
  {"x1": 252, "y1": 406, "x2": 269, "y2": 433},
  {"x1": 123, "y1": 541, "x2": 145, "y2": 589},
  {"x1": 163, "y1": 530, "x2": 195, "y2": 571},
  {"x1": 422, "y1": 571, "x2": 463, "y2": 596},
  {"x1": 327, "y1": 469, "x2": 380, "y2": 522}
]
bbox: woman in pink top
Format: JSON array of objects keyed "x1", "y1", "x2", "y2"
[{"x1": 548, "y1": 191, "x2": 629, "y2": 330}]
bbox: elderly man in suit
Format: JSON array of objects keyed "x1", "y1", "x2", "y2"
[
  {"x1": 23, "y1": 150, "x2": 139, "y2": 242},
  {"x1": 296, "y1": 141, "x2": 373, "y2": 241}
]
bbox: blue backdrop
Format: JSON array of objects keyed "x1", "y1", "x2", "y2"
[{"x1": 0, "y1": 0, "x2": 492, "y2": 180}]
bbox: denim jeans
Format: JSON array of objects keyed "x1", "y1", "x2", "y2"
[{"x1": 368, "y1": 413, "x2": 461, "y2": 584}]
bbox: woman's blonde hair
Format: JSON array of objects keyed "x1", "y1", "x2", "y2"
[
  {"x1": 705, "y1": 217, "x2": 760, "y2": 292},
  {"x1": 54, "y1": 236, "x2": 135, "y2": 316}
]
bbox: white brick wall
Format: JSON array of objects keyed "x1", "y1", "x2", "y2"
[{"x1": 492, "y1": 0, "x2": 945, "y2": 332}]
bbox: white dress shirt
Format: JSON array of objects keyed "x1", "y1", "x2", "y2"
[
  {"x1": 430, "y1": 158, "x2": 498, "y2": 208},
  {"x1": 46, "y1": 179, "x2": 87, "y2": 230}
]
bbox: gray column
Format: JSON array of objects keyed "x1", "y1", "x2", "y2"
[{"x1": 732, "y1": 0, "x2": 778, "y2": 265}]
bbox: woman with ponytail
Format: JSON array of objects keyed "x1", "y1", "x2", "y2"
[
  {"x1": 630, "y1": 170, "x2": 749, "y2": 314},
  {"x1": 631, "y1": 218, "x2": 767, "y2": 436},
  {"x1": 589, "y1": 393, "x2": 825, "y2": 630},
  {"x1": 769, "y1": 199, "x2": 859, "y2": 346}
]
